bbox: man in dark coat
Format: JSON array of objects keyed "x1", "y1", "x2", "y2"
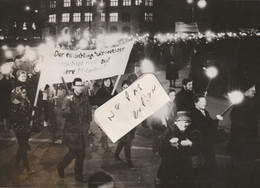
[
  {"x1": 228, "y1": 85, "x2": 258, "y2": 161},
  {"x1": 227, "y1": 86, "x2": 259, "y2": 188},
  {"x1": 175, "y1": 78, "x2": 194, "y2": 112},
  {"x1": 189, "y1": 94, "x2": 223, "y2": 184},
  {"x1": 57, "y1": 78, "x2": 92, "y2": 183}
]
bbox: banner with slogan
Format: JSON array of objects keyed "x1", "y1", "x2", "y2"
[
  {"x1": 175, "y1": 22, "x2": 199, "y2": 33},
  {"x1": 38, "y1": 41, "x2": 134, "y2": 87},
  {"x1": 94, "y1": 74, "x2": 170, "y2": 143}
]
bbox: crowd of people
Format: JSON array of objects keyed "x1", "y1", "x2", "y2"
[{"x1": 0, "y1": 42, "x2": 259, "y2": 188}]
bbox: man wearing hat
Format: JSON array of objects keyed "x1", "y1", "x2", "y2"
[{"x1": 156, "y1": 111, "x2": 194, "y2": 188}]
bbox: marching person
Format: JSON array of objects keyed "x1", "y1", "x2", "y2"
[
  {"x1": 9, "y1": 85, "x2": 34, "y2": 174},
  {"x1": 189, "y1": 94, "x2": 223, "y2": 186},
  {"x1": 57, "y1": 78, "x2": 92, "y2": 183},
  {"x1": 150, "y1": 88, "x2": 177, "y2": 155},
  {"x1": 227, "y1": 86, "x2": 258, "y2": 188},
  {"x1": 165, "y1": 45, "x2": 179, "y2": 88},
  {"x1": 95, "y1": 78, "x2": 117, "y2": 151},
  {"x1": 156, "y1": 111, "x2": 194, "y2": 188},
  {"x1": 175, "y1": 78, "x2": 195, "y2": 112},
  {"x1": 114, "y1": 80, "x2": 136, "y2": 170}
]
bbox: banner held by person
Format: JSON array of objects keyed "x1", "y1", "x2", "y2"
[
  {"x1": 38, "y1": 41, "x2": 134, "y2": 87},
  {"x1": 94, "y1": 74, "x2": 170, "y2": 143}
]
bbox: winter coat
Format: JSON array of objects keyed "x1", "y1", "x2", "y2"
[
  {"x1": 228, "y1": 97, "x2": 258, "y2": 160},
  {"x1": 9, "y1": 98, "x2": 32, "y2": 134},
  {"x1": 61, "y1": 92, "x2": 92, "y2": 149},
  {"x1": 158, "y1": 124, "x2": 193, "y2": 185},
  {"x1": 175, "y1": 88, "x2": 194, "y2": 112},
  {"x1": 189, "y1": 107, "x2": 218, "y2": 150}
]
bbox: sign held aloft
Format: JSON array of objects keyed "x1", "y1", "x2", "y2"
[
  {"x1": 38, "y1": 41, "x2": 134, "y2": 87},
  {"x1": 94, "y1": 74, "x2": 170, "y2": 143}
]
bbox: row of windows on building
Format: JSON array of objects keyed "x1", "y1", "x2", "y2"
[
  {"x1": 49, "y1": 12, "x2": 153, "y2": 23},
  {"x1": 48, "y1": 0, "x2": 152, "y2": 8}
]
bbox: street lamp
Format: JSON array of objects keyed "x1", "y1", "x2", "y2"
[{"x1": 186, "y1": 0, "x2": 207, "y2": 22}]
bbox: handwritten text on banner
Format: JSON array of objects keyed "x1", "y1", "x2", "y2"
[
  {"x1": 39, "y1": 41, "x2": 134, "y2": 86},
  {"x1": 94, "y1": 74, "x2": 170, "y2": 143}
]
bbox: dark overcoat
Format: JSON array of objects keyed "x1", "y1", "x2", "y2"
[
  {"x1": 228, "y1": 97, "x2": 258, "y2": 160},
  {"x1": 62, "y1": 92, "x2": 92, "y2": 149}
]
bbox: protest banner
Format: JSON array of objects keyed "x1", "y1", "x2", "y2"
[
  {"x1": 94, "y1": 74, "x2": 170, "y2": 143},
  {"x1": 38, "y1": 41, "x2": 134, "y2": 87},
  {"x1": 175, "y1": 22, "x2": 199, "y2": 33}
]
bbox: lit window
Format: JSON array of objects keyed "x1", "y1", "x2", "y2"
[
  {"x1": 62, "y1": 13, "x2": 70, "y2": 22},
  {"x1": 145, "y1": 0, "x2": 153, "y2": 6},
  {"x1": 110, "y1": 0, "x2": 118, "y2": 6},
  {"x1": 84, "y1": 13, "x2": 93, "y2": 22},
  {"x1": 135, "y1": 0, "x2": 142, "y2": 5},
  {"x1": 64, "y1": 0, "x2": 71, "y2": 7},
  {"x1": 101, "y1": 13, "x2": 106, "y2": 22},
  {"x1": 73, "y1": 13, "x2": 81, "y2": 22},
  {"x1": 75, "y1": 0, "x2": 82, "y2": 6},
  {"x1": 144, "y1": 12, "x2": 153, "y2": 22},
  {"x1": 123, "y1": 0, "x2": 131, "y2": 6},
  {"x1": 50, "y1": 0, "x2": 56, "y2": 8},
  {"x1": 122, "y1": 12, "x2": 130, "y2": 22},
  {"x1": 109, "y1": 13, "x2": 118, "y2": 22},
  {"x1": 49, "y1": 14, "x2": 56, "y2": 23},
  {"x1": 86, "y1": 0, "x2": 93, "y2": 6},
  {"x1": 110, "y1": 26, "x2": 117, "y2": 33}
]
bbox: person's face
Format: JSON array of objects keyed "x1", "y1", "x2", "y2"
[
  {"x1": 175, "y1": 120, "x2": 191, "y2": 132},
  {"x1": 18, "y1": 73, "x2": 27, "y2": 82},
  {"x1": 122, "y1": 84, "x2": 129, "y2": 91},
  {"x1": 21, "y1": 89, "x2": 27, "y2": 99},
  {"x1": 195, "y1": 97, "x2": 206, "y2": 110},
  {"x1": 185, "y1": 81, "x2": 193, "y2": 91},
  {"x1": 169, "y1": 91, "x2": 176, "y2": 102},
  {"x1": 104, "y1": 79, "x2": 111, "y2": 88},
  {"x1": 98, "y1": 181, "x2": 116, "y2": 188},
  {"x1": 73, "y1": 81, "x2": 84, "y2": 95}
]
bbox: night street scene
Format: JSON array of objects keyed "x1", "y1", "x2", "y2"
[{"x1": 0, "y1": 0, "x2": 260, "y2": 187}]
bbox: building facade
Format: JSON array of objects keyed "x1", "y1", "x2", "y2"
[{"x1": 39, "y1": 0, "x2": 155, "y2": 39}]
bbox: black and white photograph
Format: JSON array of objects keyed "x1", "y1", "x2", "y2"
[{"x1": 0, "y1": 0, "x2": 260, "y2": 187}]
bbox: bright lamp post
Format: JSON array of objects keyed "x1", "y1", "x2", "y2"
[{"x1": 186, "y1": 0, "x2": 207, "y2": 22}]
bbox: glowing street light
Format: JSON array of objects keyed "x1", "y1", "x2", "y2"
[
  {"x1": 197, "y1": 0, "x2": 207, "y2": 9},
  {"x1": 25, "y1": 6, "x2": 31, "y2": 11},
  {"x1": 204, "y1": 66, "x2": 218, "y2": 96},
  {"x1": 221, "y1": 91, "x2": 244, "y2": 116}
]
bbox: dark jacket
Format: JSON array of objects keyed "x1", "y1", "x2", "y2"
[
  {"x1": 62, "y1": 92, "x2": 92, "y2": 149},
  {"x1": 228, "y1": 97, "x2": 258, "y2": 160},
  {"x1": 95, "y1": 87, "x2": 117, "y2": 107},
  {"x1": 175, "y1": 88, "x2": 194, "y2": 112},
  {"x1": 158, "y1": 124, "x2": 193, "y2": 185},
  {"x1": 189, "y1": 107, "x2": 218, "y2": 150},
  {"x1": 9, "y1": 98, "x2": 32, "y2": 134}
]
